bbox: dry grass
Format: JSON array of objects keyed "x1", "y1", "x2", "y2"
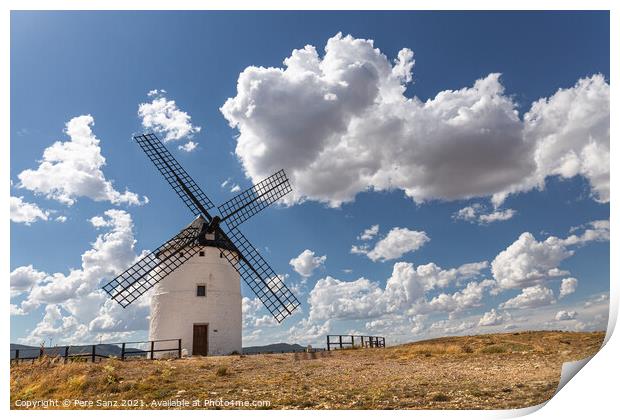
[{"x1": 11, "y1": 330, "x2": 604, "y2": 410}]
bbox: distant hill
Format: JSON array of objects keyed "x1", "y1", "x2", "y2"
[
  {"x1": 242, "y1": 342, "x2": 306, "y2": 354},
  {"x1": 10, "y1": 343, "x2": 146, "y2": 359}
]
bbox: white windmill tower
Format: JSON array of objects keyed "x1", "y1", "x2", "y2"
[
  {"x1": 149, "y1": 217, "x2": 242, "y2": 356},
  {"x1": 102, "y1": 133, "x2": 299, "y2": 356}
]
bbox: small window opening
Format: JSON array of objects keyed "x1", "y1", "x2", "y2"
[
  {"x1": 179, "y1": 252, "x2": 184, "y2": 258},
  {"x1": 199, "y1": 251, "x2": 205, "y2": 257},
  {"x1": 196, "y1": 285, "x2": 206, "y2": 297}
]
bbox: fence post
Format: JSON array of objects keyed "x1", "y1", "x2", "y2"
[
  {"x1": 150, "y1": 341, "x2": 155, "y2": 360},
  {"x1": 339, "y1": 335, "x2": 343, "y2": 349},
  {"x1": 121, "y1": 343, "x2": 126, "y2": 361},
  {"x1": 15, "y1": 349, "x2": 19, "y2": 365},
  {"x1": 351, "y1": 335, "x2": 354, "y2": 348},
  {"x1": 64, "y1": 346, "x2": 69, "y2": 364},
  {"x1": 91, "y1": 345, "x2": 96, "y2": 363},
  {"x1": 326, "y1": 336, "x2": 330, "y2": 351},
  {"x1": 178, "y1": 339, "x2": 182, "y2": 359}
]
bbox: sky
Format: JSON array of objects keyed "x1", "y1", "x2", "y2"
[{"x1": 10, "y1": 11, "x2": 610, "y2": 347}]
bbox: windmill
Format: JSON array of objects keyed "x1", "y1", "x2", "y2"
[{"x1": 102, "y1": 133, "x2": 300, "y2": 356}]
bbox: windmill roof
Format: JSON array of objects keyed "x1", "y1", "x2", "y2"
[
  {"x1": 184, "y1": 215, "x2": 238, "y2": 252},
  {"x1": 156, "y1": 216, "x2": 238, "y2": 258}
]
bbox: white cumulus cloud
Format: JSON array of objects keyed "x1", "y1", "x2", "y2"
[
  {"x1": 453, "y1": 203, "x2": 516, "y2": 225},
  {"x1": 289, "y1": 249, "x2": 327, "y2": 277},
  {"x1": 499, "y1": 285, "x2": 556, "y2": 309},
  {"x1": 221, "y1": 33, "x2": 609, "y2": 208},
  {"x1": 12, "y1": 210, "x2": 149, "y2": 344},
  {"x1": 138, "y1": 91, "x2": 201, "y2": 142},
  {"x1": 491, "y1": 221, "x2": 609, "y2": 290},
  {"x1": 178, "y1": 140, "x2": 198, "y2": 152},
  {"x1": 555, "y1": 310, "x2": 578, "y2": 321},
  {"x1": 422, "y1": 279, "x2": 496, "y2": 314},
  {"x1": 492, "y1": 232, "x2": 573, "y2": 290},
  {"x1": 10, "y1": 196, "x2": 49, "y2": 225},
  {"x1": 10, "y1": 265, "x2": 47, "y2": 297},
  {"x1": 308, "y1": 260, "x2": 489, "y2": 321},
  {"x1": 478, "y1": 309, "x2": 510, "y2": 326},
  {"x1": 17, "y1": 115, "x2": 146, "y2": 206},
  {"x1": 559, "y1": 277, "x2": 578, "y2": 298},
  {"x1": 518, "y1": 75, "x2": 610, "y2": 203},
  {"x1": 358, "y1": 224, "x2": 380, "y2": 241},
  {"x1": 352, "y1": 227, "x2": 430, "y2": 262}
]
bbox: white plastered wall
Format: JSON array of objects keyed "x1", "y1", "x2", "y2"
[{"x1": 149, "y1": 245, "x2": 242, "y2": 356}]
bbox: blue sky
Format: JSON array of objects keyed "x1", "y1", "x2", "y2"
[{"x1": 10, "y1": 11, "x2": 609, "y2": 346}]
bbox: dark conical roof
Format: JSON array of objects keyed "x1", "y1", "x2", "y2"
[{"x1": 184, "y1": 215, "x2": 238, "y2": 252}]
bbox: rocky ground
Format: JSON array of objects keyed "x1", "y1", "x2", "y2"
[{"x1": 10, "y1": 330, "x2": 604, "y2": 410}]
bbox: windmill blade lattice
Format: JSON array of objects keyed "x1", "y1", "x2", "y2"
[
  {"x1": 108, "y1": 132, "x2": 300, "y2": 323},
  {"x1": 217, "y1": 226, "x2": 300, "y2": 322},
  {"x1": 218, "y1": 169, "x2": 292, "y2": 229},
  {"x1": 102, "y1": 226, "x2": 202, "y2": 307},
  {"x1": 134, "y1": 133, "x2": 215, "y2": 216}
]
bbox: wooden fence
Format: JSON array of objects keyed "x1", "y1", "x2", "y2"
[
  {"x1": 10, "y1": 339, "x2": 182, "y2": 365},
  {"x1": 326, "y1": 335, "x2": 385, "y2": 350}
]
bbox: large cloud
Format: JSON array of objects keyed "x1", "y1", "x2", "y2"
[
  {"x1": 11, "y1": 210, "x2": 149, "y2": 344},
  {"x1": 17, "y1": 115, "x2": 146, "y2": 206},
  {"x1": 221, "y1": 33, "x2": 609, "y2": 207},
  {"x1": 308, "y1": 260, "x2": 489, "y2": 321},
  {"x1": 491, "y1": 220, "x2": 609, "y2": 290},
  {"x1": 518, "y1": 75, "x2": 610, "y2": 203},
  {"x1": 491, "y1": 232, "x2": 574, "y2": 290}
]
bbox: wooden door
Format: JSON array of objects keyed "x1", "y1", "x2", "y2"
[{"x1": 193, "y1": 324, "x2": 209, "y2": 356}]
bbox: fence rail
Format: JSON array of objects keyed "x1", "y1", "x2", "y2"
[
  {"x1": 326, "y1": 335, "x2": 385, "y2": 351},
  {"x1": 10, "y1": 339, "x2": 182, "y2": 365}
]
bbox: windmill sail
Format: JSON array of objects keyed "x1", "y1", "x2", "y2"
[
  {"x1": 217, "y1": 226, "x2": 300, "y2": 323},
  {"x1": 218, "y1": 169, "x2": 292, "y2": 229},
  {"x1": 134, "y1": 133, "x2": 215, "y2": 216},
  {"x1": 102, "y1": 226, "x2": 202, "y2": 307},
  {"x1": 104, "y1": 132, "x2": 300, "y2": 323}
]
